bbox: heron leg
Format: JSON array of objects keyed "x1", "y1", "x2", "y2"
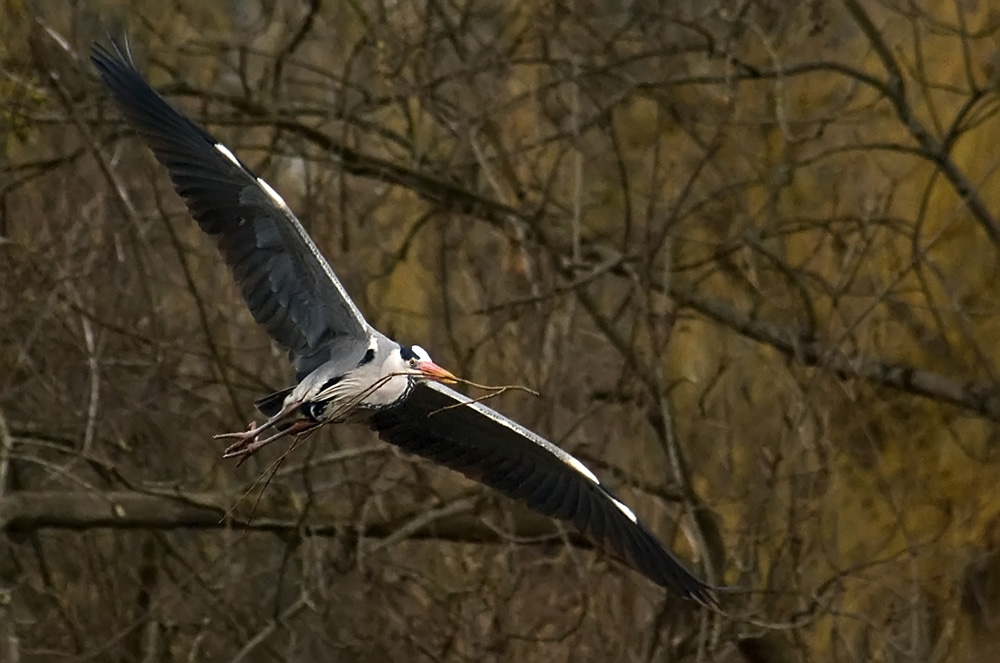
[
  {"x1": 221, "y1": 419, "x2": 319, "y2": 459},
  {"x1": 213, "y1": 401, "x2": 302, "y2": 447}
]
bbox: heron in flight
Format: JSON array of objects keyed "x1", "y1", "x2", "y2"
[{"x1": 91, "y1": 40, "x2": 718, "y2": 606}]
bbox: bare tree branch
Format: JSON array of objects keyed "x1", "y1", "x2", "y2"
[
  {"x1": 666, "y1": 280, "x2": 1000, "y2": 420},
  {"x1": 0, "y1": 490, "x2": 612, "y2": 548}
]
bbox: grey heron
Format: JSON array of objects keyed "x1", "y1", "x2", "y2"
[{"x1": 91, "y1": 39, "x2": 719, "y2": 606}]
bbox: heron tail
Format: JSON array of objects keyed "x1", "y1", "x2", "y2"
[{"x1": 254, "y1": 387, "x2": 294, "y2": 418}]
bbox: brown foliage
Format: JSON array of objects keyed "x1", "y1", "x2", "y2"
[{"x1": 4, "y1": 0, "x2": 1000, "y2": 660}]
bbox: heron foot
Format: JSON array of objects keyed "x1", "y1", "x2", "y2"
[
  {"x1": 217, "y1": 420, "x2": 266, "y2": 458},
  {"x1": 218, "y1": 419, "x2": 318, "y2": 463}
]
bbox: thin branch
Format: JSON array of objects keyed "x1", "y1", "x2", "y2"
[
  {"x1": 666, "y1": 280, "x2": 1000, "y2": 419},
  {"x1": 842, "y1": 0, "x2": 1000, "y2": 247},
  {"x1": 228, "y1": 593, "x2": 312, "y2": 663},
  {"x1": 0, "y1": 407, "x2": 12, "y2": 496}
]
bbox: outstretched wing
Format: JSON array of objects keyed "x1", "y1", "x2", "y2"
[
  {"x1": 92, "y1": 40, "x2": 372, "y2": 378},
  {"x1": 369, "y1": 381, "x2": 717, "y2": 605}
]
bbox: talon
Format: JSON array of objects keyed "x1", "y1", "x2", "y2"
[
  {"x1": 222, "y1": 439, "x2": 255, "y2": 457},
  {"x1": 214, "y1": 420, "x2": 260, "y2": 441},
  {"x1": 215, "y1": 421, "x2": 261, "y2": 457}
]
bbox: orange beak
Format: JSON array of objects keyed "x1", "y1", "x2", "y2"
[{"x1": 417, "y1": 360, "x2": 458, "y2": 384}]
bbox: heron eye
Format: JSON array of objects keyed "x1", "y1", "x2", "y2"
[
  {"x1": 408, "y1": 358, "x2": 418, "y2": 368},
  {"x1": 303, "y1": 402, "x2": 326, "y2": 422}
]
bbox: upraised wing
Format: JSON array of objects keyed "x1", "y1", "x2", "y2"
[
  {"x1": 369, "y1": 381, "x2": 716, "y2": 605},
  {"x1": 92, "y1": 40, "x2": 372, "y2": 378}
]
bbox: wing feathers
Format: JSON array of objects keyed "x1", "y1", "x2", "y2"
[
  {"x1": 92, "y1": 40, "x2": 372, "y2": 378},
  {"x1": 370, "y1": 382, "x2": 717, "y2": 605},
  {"x1": 548, "y1": 476, "x2": 580, "y2": 521}
]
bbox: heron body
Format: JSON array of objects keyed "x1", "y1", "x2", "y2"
[{"x1": 91, "y1": 39, "x2": 720, "y2": 606}]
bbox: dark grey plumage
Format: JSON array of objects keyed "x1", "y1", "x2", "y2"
[
  {"x1": 91, "y1": 39, "x2": 720, "y2": 606},
  {"x1": 91, "y1": 40, "x2": 371, "y2": 380},
  {"x1": 370, "y1": 381, "x2": 717, "y2": 603}
]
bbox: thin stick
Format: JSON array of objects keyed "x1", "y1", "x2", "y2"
[
  {"x1": 219, "y1": 433, "x2": 309, "y2": 525},
  {"x1": 448, "y1": 376, "x2": 540, "y2": 397}
]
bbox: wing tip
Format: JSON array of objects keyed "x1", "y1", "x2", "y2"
[
  {"x1": 682, "y1": 580, "x2": 722, "y2": 610},
  {"x1": 90, "y1": 34, "x2": 135, "y2": 76},
  {"x1": 90, "y1": 35, "x2": 163, "y2": 123}
]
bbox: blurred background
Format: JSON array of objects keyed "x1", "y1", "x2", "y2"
[{"x1": 3, "y1": 0, "x2": 1000, "y2": 660}]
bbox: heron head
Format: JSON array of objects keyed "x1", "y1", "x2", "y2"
[{"x1": 399, "y1": 345, "x2": 457, "y2": 384}]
